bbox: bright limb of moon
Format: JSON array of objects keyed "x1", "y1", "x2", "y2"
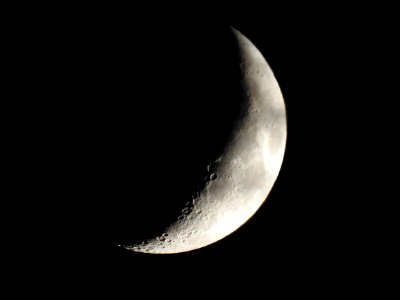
[{"x1": 125, "y1": 28, "x2": 287, "y2": 254}]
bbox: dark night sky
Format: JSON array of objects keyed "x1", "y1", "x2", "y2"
[
  {"x1": 12, "y1": 3, "x2": 393, "y2": 296},
  {"x1": 62, "y1": 9, "x2": 336, "y2": 290}
]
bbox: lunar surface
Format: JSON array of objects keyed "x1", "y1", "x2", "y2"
[{"x1": 124, "y1": 28, "x2": 287, "y2": 254}]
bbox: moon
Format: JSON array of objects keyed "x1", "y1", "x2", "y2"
[{"x1": 124, "y1": 27, "x2": 287, "y2": 254}]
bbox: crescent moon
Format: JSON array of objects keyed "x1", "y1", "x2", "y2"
[{"x1": 124, "y1": 27, "x2": 287, "y2": 254}]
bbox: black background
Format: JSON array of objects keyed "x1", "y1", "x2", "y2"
[{"x1": 9, "y1": 3, "x2": 396, "y2": 296}]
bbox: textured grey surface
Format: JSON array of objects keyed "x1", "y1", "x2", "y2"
[{"x1": 125, "y1": 28, "x2": 287, "y2": 254}]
